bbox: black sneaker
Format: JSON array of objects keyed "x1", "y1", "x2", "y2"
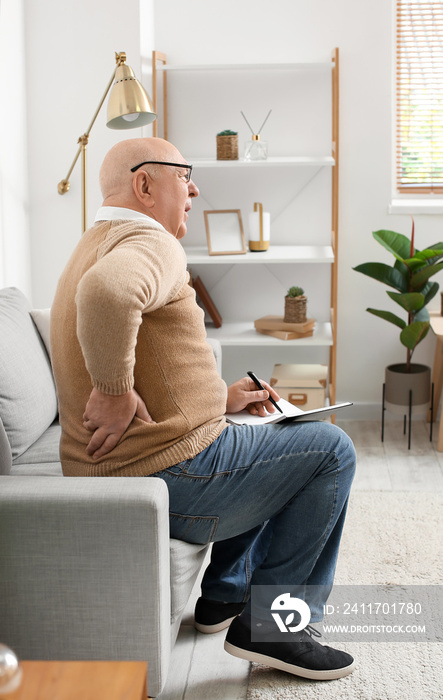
[
  {"x1": 194, "y1": 597, "x2": 246, "y2": 634},
  {"x1": 224, "y1": 614, "x2": 355, "y2": 680}
]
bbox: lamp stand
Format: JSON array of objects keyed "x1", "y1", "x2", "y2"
[
  {"x1": 58, "y1": 53, "x2": 125, "y2": 233},
  {"x1": 58, "y1": 51, "x2": 156, "y2": 234}
]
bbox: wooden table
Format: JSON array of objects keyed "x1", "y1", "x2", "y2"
[
  {"x1": 3, "y1": 660, "x2": 147, "y2": 700},
  {"x1": 429, "y1": 312, "x2": 443, "y2": 450}
]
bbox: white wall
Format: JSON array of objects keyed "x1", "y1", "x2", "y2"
[
  {"x1": 20, "y1": 0, "x2": 443, "y2": 413},
  {"x1": 0, "y1": 0, "x2": 31, "y2": 297},
  {"x1": 24, "y1": 0, "x2": 155, "y2": 307},
  {"x1": 153, "y1": 0, "x2": 443, "y2": 413}
]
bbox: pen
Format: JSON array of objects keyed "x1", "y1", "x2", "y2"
[{"x1": 247, "y1": 371, "x2": 283, "y2": 414}]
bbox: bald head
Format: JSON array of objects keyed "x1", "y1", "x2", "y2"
[
  {"x1": 99, "y1": 137, "x2": 184, "y2": 203},
  {"x1": 97, "y1": 137, "x2": 199, "y2": 239}
]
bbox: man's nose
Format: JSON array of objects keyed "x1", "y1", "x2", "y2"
[{"x1": 188, "y1": 180, "x2": 199, "y2": 198}]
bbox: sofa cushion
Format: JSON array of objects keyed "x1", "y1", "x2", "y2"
[
  {"x1": 0, "y1": 415, "x2": 12, "y2": 475},
  {"x1": 169, "y1": 539, "x2": 208, "y2": 628},
  {"x1": 30, "y1": 308, "x2": 52, "y2": 359},
  {"x1": 11, "y1": 421, "x2": 63, "y2": 476},
  {"x1": 0, "y1": 287, "x2": 58, "y2": 460}
]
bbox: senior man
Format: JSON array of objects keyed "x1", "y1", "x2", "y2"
[{"x1": 51, "y1": 137, "x2": 356, "y2": 681}]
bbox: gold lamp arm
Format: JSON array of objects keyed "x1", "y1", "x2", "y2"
[{"x1": 57, "y1": 52, "x2": 126, "y2": 233}]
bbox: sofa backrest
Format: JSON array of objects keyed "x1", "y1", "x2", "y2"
[{"x1": 0, "y1": 288, "x2": 58, "y2": 473}]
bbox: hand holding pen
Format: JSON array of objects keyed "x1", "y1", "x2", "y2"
[
  {"x1": 225, "y1": 373, "x2": 282, "y2": 416},
  {"x1": 247, "y1": 371, "x2": 283, "y2": 414}
]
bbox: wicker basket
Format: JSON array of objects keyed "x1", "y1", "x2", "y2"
[
  {"x1": 284, "y1": 295, "x2": 307, "y2": 324},
  {"x1": 216, "y1": 134, "x2": 239, "y2": 160}
]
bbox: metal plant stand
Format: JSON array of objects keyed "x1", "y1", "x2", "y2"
[{"x1": 381, "y1": 383, "x2": 434, "y2": 449}]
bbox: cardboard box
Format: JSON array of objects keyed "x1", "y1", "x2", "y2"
[{"x1": 270, "y1": 364, "x2": 328, "y2": 411}]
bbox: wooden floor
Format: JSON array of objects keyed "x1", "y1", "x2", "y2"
[{"x1": 156, "y1": 419, "x2": 443, "y2": 699}]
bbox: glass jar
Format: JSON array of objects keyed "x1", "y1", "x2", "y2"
[{"x1": 244, "y1": 134, "x2": 268, "y2": 161}]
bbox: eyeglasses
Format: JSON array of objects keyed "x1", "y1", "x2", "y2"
[{"x1": 130, "y1": 161, "x2": 193, "y2": 183}]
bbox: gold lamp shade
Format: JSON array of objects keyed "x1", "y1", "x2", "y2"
[{"x1": 107, "y1": 62, "x2": 156, "y2": 129}]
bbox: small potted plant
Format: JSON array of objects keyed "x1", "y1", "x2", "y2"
[
  {"x1": 284, "y1": 286, "x2": 307, "y2": 324},
  {"x1": 216, "y1": 129, "x2": 239, "y2": 160},
  {"x1": 354, "y1": 221, "x2": 443, "y2": 416}
]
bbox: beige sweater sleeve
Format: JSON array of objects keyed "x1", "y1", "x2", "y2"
[{"x1": 76, "y1": 222, "x2": 187, "y2": 395}]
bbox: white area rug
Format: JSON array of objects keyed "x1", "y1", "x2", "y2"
[{"x1": 247, "y1": 491, "x2": 443, "y2": 700}]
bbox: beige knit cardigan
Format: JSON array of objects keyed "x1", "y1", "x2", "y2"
[{"x1": 50, "y1": 218, "x2": 228, "y2": 476}]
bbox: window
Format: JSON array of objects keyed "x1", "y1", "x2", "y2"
[{"x1": 396, "y1": 0, "x2": 443, "y2": 194}]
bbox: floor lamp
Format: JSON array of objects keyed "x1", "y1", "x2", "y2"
[{"x1": 58, "y1": 52, "x2": 157, "y2": 233}]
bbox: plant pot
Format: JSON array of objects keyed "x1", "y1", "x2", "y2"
[
  {"x1": 284, "y1": 295, "x2": 307, "y2": 324},
  {"x1": 384, "y1": 363, "x2": 431, "y2": 416},
  {"x1": 216, "y1": 134, "x2": 239, "y2": 160}
]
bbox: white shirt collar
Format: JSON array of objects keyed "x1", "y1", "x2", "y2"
[{"x1": 94, "y1": 206, "x2": 166, "y2": 232}]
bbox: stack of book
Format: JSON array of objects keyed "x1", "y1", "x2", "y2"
[{"x1": 254, "y1": 315, "x2": 315, "y2": 340}]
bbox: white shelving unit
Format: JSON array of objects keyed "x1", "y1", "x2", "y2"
[
  {"x1": 190, "y1": 156, "x2": 335, "y2": 168},
  {"x1": 153, "y1": 61, "x2": 332, "y2": 72},
  {"x1": 185, "y1": 245, "x2": 334, "y2": 265},
  {"x1": 152, "y1": 50, "x2": 339, "y2": 402},
  {"x1": 205, "y1": 321, "x2": 333, "y2": 347}
]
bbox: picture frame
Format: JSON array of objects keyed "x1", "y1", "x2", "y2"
[
  {"x1": 193, "y1": 275, "x2": 223, "y2": 328},
  {"x1": 204, "y1": 209, "x2": 247, "y2": 256}
]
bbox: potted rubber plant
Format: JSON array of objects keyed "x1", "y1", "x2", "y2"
[{"x1": 353, "y1": 221, "x2": 443, "y2": 415}]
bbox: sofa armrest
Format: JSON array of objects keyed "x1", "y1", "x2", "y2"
[{"x1": 0, "y1": 476, "x2": 172, "y2": 696}]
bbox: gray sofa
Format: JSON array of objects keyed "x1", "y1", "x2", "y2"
[{"x1": 0, "y1": 286, "x2": 216, "y2": 697}]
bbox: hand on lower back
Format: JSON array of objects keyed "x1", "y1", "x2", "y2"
[{"x1": 83, "y1": 387, "x2": 154, "y2": 459}]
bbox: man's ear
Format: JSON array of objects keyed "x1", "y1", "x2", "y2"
[{"x1": 132, "y1": 171, "x2": 155, "y2": 209}]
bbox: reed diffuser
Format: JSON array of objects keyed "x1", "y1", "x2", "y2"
[{"x1": 241, "y1": 110, "x2": 272, "y2": 161}]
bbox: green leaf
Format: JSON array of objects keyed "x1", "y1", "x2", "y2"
[
  {"x1": 402, "y1": 257, "x2": 428, "y2": 272},
  {"x1": 414, "y1": 306, "x2": 430, "y2": 323},
  {"x1": 410, "y1": 248, "x2": 443, "y2": 263},
  {"x1": 400, "y1": 321, "x2": 430, "y2": 351},
  {"x1": 386, "y1": 291, "x2": 425, "y2": 312},
  {"x1": 394, "y1": 258, "x2": 409, "y2": 274},
  {"x1": 403, "y1": 249, "x2": 443, "y2": 272},
  {"x1": 411, "y1": 262, "x2": 443, "y2": 289},
  {"x1": 426, "y1": 243, "x2": 443, "y2": 264},
  {"x1": 353, "y1": 262, "x2": 409, "y2": 292},
  {"x1": 366, "y1": 307, "x2": 406, "y2": 329},
  {"x1": 422, "y1": 281, "x2": 439, "y2": 306},
  {"x1": 372, "y1": 230, "x2": 413, "y2": 262}
]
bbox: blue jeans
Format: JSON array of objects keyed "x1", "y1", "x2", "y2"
[{"x1": 150, "y1": 421, "x2": 356, "y2": 621}]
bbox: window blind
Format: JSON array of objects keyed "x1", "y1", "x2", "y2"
[{"x1": 396, "y1": 0, "x2": 443, "y2": 193}]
